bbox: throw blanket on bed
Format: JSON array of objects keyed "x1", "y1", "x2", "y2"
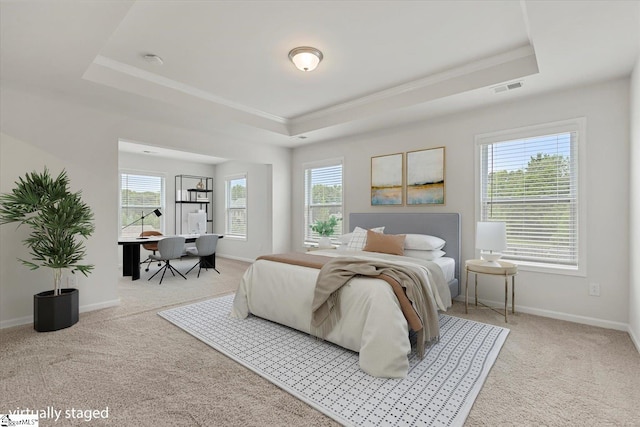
[
  {"x1": 311, "y1": 257, "x2": 440, "y2": 359},
  {"x1": 257, "y1": 252, "x2": 333, "y2": 269}
]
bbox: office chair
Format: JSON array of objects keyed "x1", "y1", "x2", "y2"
[
  {"x1": 140, "y1": 230, "x2": 163, "y2": 272},
  {"x1": 148, "y1": 236, "x2": 187, "y2": 284},
  {"x1": 185, "y1": 234, "x2": 220, "y2": 277}
]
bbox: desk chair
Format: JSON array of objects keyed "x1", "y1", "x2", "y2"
[
  {"x1": 140, "y1": 230, "x2": 163, "y2": 272},
  {"x1": 185, "y1": 234, "x2": 220, "y2": 277},
  {"x1": 148, "y1": 236, "x2": 187, "y2": 284}
]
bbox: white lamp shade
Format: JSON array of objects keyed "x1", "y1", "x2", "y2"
[
  {"x1": 476, "y1": 221, "x2": 507, "y2": 252},
  {"x1": 288, "y1": 47, "x2": 323, "y2": 72}
]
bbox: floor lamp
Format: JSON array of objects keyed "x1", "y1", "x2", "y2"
[{"x1": 121, "y1": 209, "x2": 162, "y2": 239}]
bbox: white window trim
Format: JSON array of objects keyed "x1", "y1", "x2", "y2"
[
  {"x1": 225, "y1": 173, "x2": 248, "y2": 241},
  {"x1": 119, "y1": 169, "x2": 166, "y2": 237},
  {"x1": 302, "y1": 157, "x2": 344, "y2": 245},
  {"x1": 474, "y1": 118, "x2": 587, "y2": 277}
]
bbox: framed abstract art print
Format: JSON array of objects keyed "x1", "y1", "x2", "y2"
[
  {"x1": 406, "y1": 147, "x2": 445, "y2": 205},
  {"x1": 371, "y1": 153, "x2": 403, "y2": 206}
]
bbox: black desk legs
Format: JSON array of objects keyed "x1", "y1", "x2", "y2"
[
  {"x1": 121, "y1": 238, "x2": 221, "y2": 281},
  {"x1": 123, "y1": 244, "x2": 141, "y2": 280},
  {"x1": 201, "y1": 253, "x2": 220, "y2": 274}
]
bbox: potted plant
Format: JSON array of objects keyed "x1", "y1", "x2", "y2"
[
  {"x1": 310, "y1": 216, "x2": 340, "y2": 249},
  {"x1": 0, "y1": 168, "x2": 95, "y2": 332}
]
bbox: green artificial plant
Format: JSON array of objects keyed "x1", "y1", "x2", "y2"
[
  {"x1": 310, "y1": 216, "x2": 340, "y2": 237},
  {"x1": 0, "y1": 168, "x2": 95, "y2": 295}
]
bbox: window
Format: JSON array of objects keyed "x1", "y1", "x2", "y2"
[
  {"x1": 120, "y1": 172, "x2": 165, "y2": 237},
  {"x1": 304, "y1": 159, "x2": 343, "y2": 243},
  {"x1": 476, "y1": 119, "x2": 585, "y2": 274},
  {"x1": 225, "y1": 174, "x2": 247, "y2": 239}
]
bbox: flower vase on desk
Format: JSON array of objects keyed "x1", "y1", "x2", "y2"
[{"x1": 318, "y1": 236, "x2": 332, "y2": 249}]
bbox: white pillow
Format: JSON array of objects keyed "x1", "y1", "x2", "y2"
[
  {"x1": 403, "y1": 234, "x2": 446, "y2": 251},
  {"x1": 347, "y1": 226, "x2": 384, "y2": 250},
  {"x1": 404, "y1": 249, "x2": 446, "y2": 261}
]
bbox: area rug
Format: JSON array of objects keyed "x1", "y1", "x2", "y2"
[{"x1": 158, "y1": 294, "x2": 509, "y2": 427}]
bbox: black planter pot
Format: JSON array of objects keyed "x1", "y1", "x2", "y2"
[{"x1": 33, "y1": 288, "x2": 79, "y2": 332}]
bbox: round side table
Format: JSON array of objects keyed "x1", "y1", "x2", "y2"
[{"x1": 465, "y1": 259, "x2": 518, "y2": 323}]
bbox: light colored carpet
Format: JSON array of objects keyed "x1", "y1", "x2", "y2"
[
  {"x1": 159, "y1": 295, "x2": 509, "y2": 427},
  {"x1": 1, "y1": 257, "x2": 639, "y2": 426}
]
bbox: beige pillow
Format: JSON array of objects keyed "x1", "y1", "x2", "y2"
[{"x1": 363, "y1": 230, "x2": 406, "y2": 256}]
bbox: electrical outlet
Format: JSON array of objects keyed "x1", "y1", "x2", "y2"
[{"x1": 589, "y1": 282, "x2": 600, "y2": 297}]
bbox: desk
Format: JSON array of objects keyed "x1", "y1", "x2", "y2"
[{"x1": 118, "y1": 234, "x2": 223, "y2": 280}]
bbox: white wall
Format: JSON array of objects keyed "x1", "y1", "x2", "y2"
[
  {"x1": 630, "y1": 55, "x2": 640, "y2": 350},
  {"x1": 0, "y1": 83, "x2": 291, "y2": 328},
  {"x1": 215, "y1": 161, "x2": 273, "y2": 261},
  {"x1": 292, "y1": 78, "x2": 631, "y2": 329}
]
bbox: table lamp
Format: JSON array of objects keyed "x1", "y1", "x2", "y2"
[{"x1": 476, "y1": 221, "x2": 507, "y2": 266}]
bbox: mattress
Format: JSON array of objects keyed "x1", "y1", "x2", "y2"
[{"x1": 432, "y1": 257, "x2": 455, "y2": 283}]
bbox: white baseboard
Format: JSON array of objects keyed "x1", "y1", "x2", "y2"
[
  {"x1": 628, "y1": 325, "x2": 640, "y2": 353},
  {"x1": 79, "y1": 298, "x2": 121, "y2": 313},
  {"x1": 0, "y1": 298, "x2": 120, "y2": 330},
  {"x1": 0, "y1": 314, "x2": 33, "y2": 330},
  {"x1": 453, "y1": 296, "x2": 629, "y2": 332},
  {"x1": 217, "y1": 254, "x2": 254, "y2": 263}
]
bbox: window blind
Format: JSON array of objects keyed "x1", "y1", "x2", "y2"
[
  {"x1": 226, "y1": 175, "x2": 247, "y2": 238},
  {"x1": 304, "y1": 161, "x2": 343, "y2": 242},
  {"x1": 120, "y1": 173, "x2": 164, "y2": 237},
  {"x1": 479, "y1": 131, "x2": 578, "y2": 268}
]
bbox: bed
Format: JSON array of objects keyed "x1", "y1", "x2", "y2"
[
  {"x1": 231, "y1": 212, "x2": 461, "y2": 378},
  {"x1": 345, "y1": 212, "x2": 460, "y2": 298}
]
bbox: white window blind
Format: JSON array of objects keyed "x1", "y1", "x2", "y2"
[
  {"x1": 304, "y1": 160, "x2": 343, "y2": 243},
  {"x1": 226, "y1": 174, "x2": 247, "y2": 238},
  {"x1": 478, "y1": 127, "x2": 580, "y2": 269},
  {"x1": 120, "y1": 172, "x2": 165, "y2": 237}
]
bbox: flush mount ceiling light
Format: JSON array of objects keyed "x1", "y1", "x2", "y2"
[
  {"x1": 288, "y1": 46, "x2": 323, "y2": 72},
  {"x1": 142, "y1": 54, "x2": 164, "y2": 65}
]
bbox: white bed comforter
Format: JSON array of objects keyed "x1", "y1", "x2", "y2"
[{"x1": 230, "y1": 250, "x2": 452, "y2": 378}]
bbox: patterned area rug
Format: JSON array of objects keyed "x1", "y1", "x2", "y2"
[{"x1": 159, "y1": 294, "x2": 509, "y2": 427}]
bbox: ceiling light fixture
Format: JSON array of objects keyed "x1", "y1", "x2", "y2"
[
  {"x1": 142, "y1": 54, "x2": 164, "y2": 65},
  {"x1": 288, "y1": 47, "x2": 323, "y2": 72}
]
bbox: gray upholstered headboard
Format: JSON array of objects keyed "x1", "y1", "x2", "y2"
[{"x1": 349, "y1": 212, "x2": 461, "y2": 297}]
